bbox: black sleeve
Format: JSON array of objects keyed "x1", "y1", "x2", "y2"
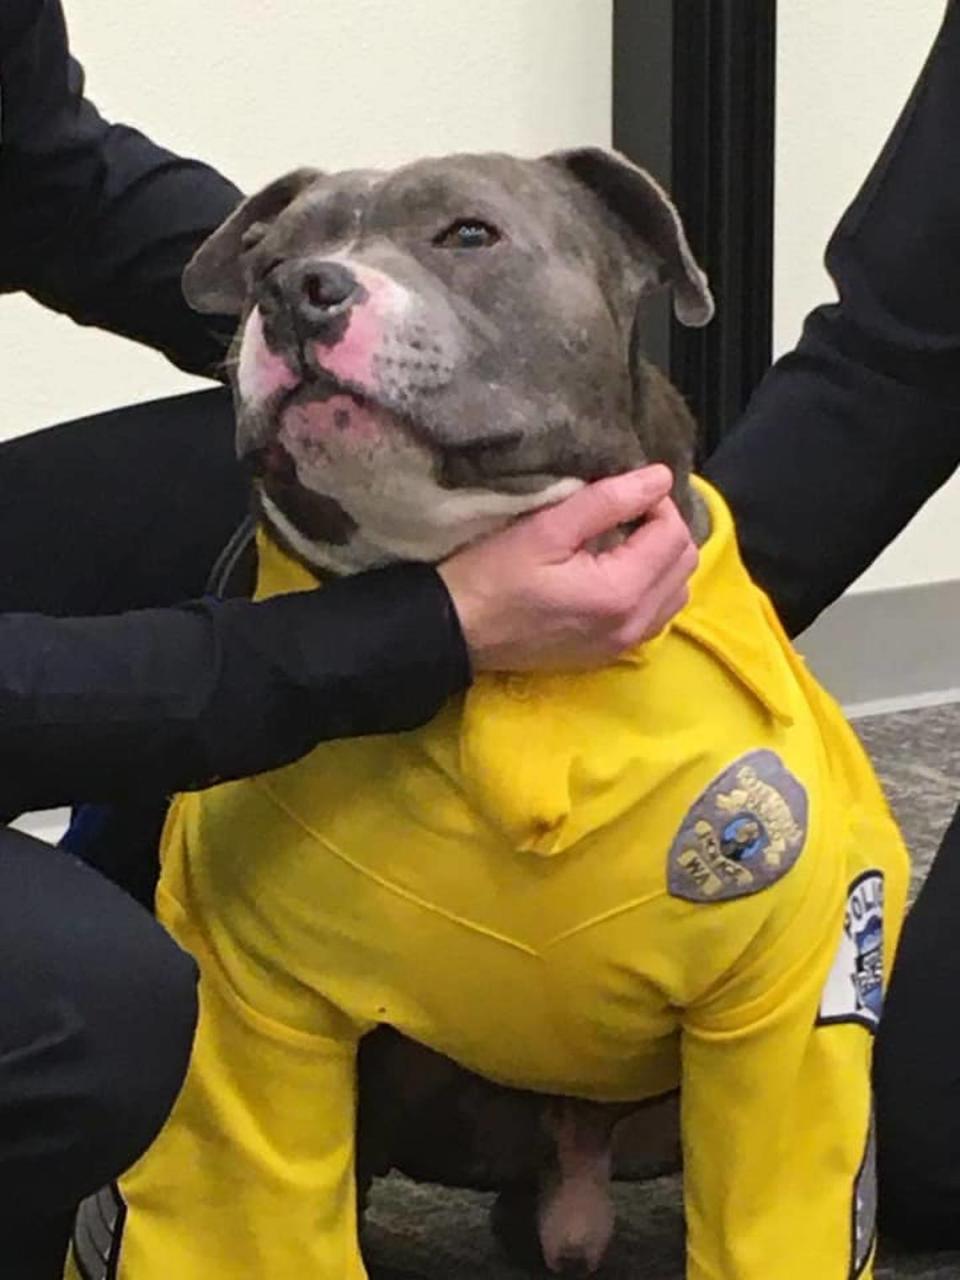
[
  {"x1": 705, "y1": 0, "x2": 960, "y2": 638},
  {"x1": 0, "y1": 0, "x2": 242, "y2": 376},
  {"x1": 0, "y1": 570, "x2": 470, "y2": 817}
]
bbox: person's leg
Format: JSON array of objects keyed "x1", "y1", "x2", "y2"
[
  {"x1": 0, "y1": 386, "x2": 246, "y2": 617},
  {"x1": 0, "y1": 825, "x2": 198, "y2": 1278},
  {"x1": 875, "y1": 800, "x2": 960, "y2": 1246}
]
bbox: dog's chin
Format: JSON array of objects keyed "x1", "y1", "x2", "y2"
[
  {"x1": 249, "y1": 455, "x2": 583, "y2": 579},
  {"x1": 241, "y1": 394, "x2": 585, "y2": 576}
]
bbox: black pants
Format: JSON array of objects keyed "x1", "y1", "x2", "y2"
[
  {"x1": 0, "y1": 826, "x2": 198, "y2": 1278},
  {"x1": 0, "y1": 386, "x2": 244, "y2": 1276},
  {"x1": 0, "y1": 386, "x2": 244, "y2": 618},
  {"x1": 877, "y1": 804, "x2": 960, "y2": 1246}
]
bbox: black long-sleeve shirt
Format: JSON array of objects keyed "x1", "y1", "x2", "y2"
[
  {"x1": 0, "y1": 0, "x2": 469, "y2": 819},
  {"x1": 0, "y1": 0, "x2": 241, "y2": 374},
  {"x1": 707, "y1": 0, "x2": 960, "y2": 637}
]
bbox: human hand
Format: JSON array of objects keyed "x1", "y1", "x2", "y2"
[{"x1": 438, "y1": 465, "x2": 698, "y2": 672}]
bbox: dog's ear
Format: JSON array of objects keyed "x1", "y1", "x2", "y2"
[
  {"x1": 182, "y1": 168, "x2": 323, "y2": 315},
  {"x1": 545, "y1": 147, "x2": 714, "y2": 328}
]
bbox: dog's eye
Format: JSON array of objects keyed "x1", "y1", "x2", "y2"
[{"x1": 433, "y1": 219, "x2": 501, "y2": 250}]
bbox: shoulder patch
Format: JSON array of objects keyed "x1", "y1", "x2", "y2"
[
  {"x1": 818, "y1": 871, "x2": 885, "y2": 1032},
  {"x1": 667, "y1": 749, "x2": 809, "y2": 904}
]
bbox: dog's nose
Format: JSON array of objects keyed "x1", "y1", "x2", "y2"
[
  {"x1": 301, "y1": 262, "x2": 358, "y2": 313},
  {"x1": 261, "y1": 260, "x2": 361, "y2": 335}
]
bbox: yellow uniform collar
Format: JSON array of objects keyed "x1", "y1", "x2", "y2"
[
  {"x1": 254, "y1": 477, "x2": 796, "y2": 726},
  {"x1": 253, "y1": 478, "x2": 801, "y2": 857}
]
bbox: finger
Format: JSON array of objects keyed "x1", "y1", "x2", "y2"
[
  {"x1": 600, "y1": 498, "x2": 697, "y2": 593},
  {"x1": 615, "y1": 582, "x2": 692, "y2": 651},
  {"x1": 595, "y1": 514, "x2": 696, "y2": 644},
  {"x1": 647, "y1": 583, "x2": 693, "y2": 639},
  {"x1": 646, "y1": 537, "x2": 699, "y2": 601},
  {"x1": 531, "y1": 465, "x2": 674, "y2": 557},
  {"x1": 630, "y1": 549, "x2": 696, "y2": 637},
  {"x1": 621, "y1": 495, "x2": 691, "y2": 556}
]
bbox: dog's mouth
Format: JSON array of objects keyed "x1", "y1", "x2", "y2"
[
  {"x1": 247, "y1": 421, "x2": 565, "y2": 505},
  {"x1": 246, "y1": 369, "x2": 531, "y2": 489},
  {"x1": 239, "y1": 357, "x2": 587, "y2": 570},
  {"x1": 243, "y1": 367, "x2": 402, "y2": 473},
  {"x1": 240, "y1": 337, "x2": 574, "y2": 502},
  {"x1": 275, "y1": 364, "x2": 384, "y2": 421}
]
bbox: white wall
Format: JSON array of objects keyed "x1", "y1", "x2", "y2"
[
  {"x1": 10, "y1": 1, "x2": 954, "y2": 597},
  {"x1": 776, "y1": 0, "x2": 960, "y2": 593},
  {"x1": 1, "y1": 0, "x2": 611, "y2": 439}
]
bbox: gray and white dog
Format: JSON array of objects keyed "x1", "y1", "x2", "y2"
[
  {"x1": 184, "y1": 149, "x2": 712, "y2": 571},
  {"x1": 184, "y1": 148, "x2": 713, "y2": 1275}
]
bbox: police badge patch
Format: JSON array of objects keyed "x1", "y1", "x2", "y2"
[
  {"x1": 818, "y1": 871, "x2": 885, "y2": 1032},
  {"x1": 667, "y1": 750, "x2": 809, "y2": 904}
]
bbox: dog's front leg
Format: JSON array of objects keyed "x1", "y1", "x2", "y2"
[{"x1": 112, "y1": 942, "x2": 369, "y2": 1278}]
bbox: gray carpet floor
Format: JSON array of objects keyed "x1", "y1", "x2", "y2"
[{"x1": 363, "y1": 702, "x2": 960, "y2": 1279}]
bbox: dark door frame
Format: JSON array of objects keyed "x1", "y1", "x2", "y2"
[{"x1": 612, "y1": 0, "x2": 778, "y2": 454}]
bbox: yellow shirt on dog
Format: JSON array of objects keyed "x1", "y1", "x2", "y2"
[{"x1": 71, "y1": 479, "x2": 909, "y2": 1280}]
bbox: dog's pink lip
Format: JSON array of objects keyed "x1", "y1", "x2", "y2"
[
  {"x1": 276, "y1": 367, "x2": 373, "y2": 415},
  {"x1": 246, "y1": 379, "x2": 397, "y2": 477}
]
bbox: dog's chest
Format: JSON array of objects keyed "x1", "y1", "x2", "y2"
[
  {"x1": 159, "y1": 480, "x2": 862, "y2": 1095},
  {"x1": 159, "y1": 585, "x2": 835, "y2": 1097}
]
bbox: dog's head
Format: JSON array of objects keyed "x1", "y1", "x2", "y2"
[{"x1": 185, "y1": 149, "x2": 713, "y2": 573}]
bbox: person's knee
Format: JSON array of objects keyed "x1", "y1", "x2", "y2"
[
  {"x1": 879, "y1": 1168, "x2": 960, "y2": 1250},
  {"x1": 0, "y1": 852, "x2": 198, "y2": 1213},
  {"x1": 84, "y1": 920, "x2": 199, "y2": 1181},
  {"x1": 877, "y1": 1082, "x2": 960, "y2": 1248}
]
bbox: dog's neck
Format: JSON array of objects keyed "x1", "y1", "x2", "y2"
[
  {"x1": 255, "y1": 474, "x2": 585, "y2": 578},
  {"x1": 256, "y1": 467, "x2": 710, "y2": 586}
]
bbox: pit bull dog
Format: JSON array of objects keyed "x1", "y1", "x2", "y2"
[{"x1": 68, "y1": 149, "x2": 909, "y2": 1280}]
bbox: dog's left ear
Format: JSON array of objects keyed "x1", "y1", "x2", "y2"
[
  {"x1": 545, "y1": 147, "x2": 714, "y2": 328},
  {"x1": 182, "y1": 167, "x2": 323, "y2": 315}
]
